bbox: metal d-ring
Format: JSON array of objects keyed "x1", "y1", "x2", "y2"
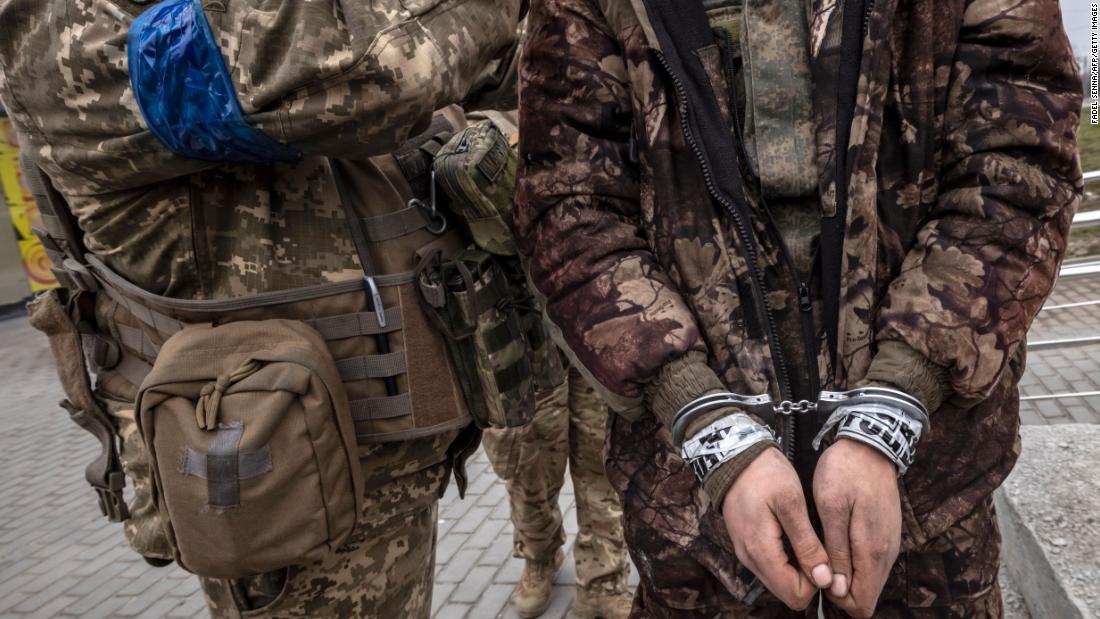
[{"x1": 410, "y1": 197, "x2": 447, "y2": 235}]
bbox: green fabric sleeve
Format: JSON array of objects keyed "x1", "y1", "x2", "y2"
[
  {"x1": 864, "y1": 339, "x2": 953, "y2": 413},
  {"x1": 646, "y1": 352, "x2": 779, "y2": 510}
]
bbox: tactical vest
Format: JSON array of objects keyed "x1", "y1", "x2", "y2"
[{"x1": 22, "y1": 109, "x2": 549, "y2": 577}]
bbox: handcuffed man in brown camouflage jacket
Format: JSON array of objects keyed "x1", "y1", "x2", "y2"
[
  {"x1": 0, "y1": 0, "x2": 521, "y2": 616},
  {"x1": 516, "y1": 0, "x2": 1081, "y2": 616}
]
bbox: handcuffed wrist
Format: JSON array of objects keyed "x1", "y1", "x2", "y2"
[
  {"x1": 812, "y1": 386, "x2": 928, "y2": 475},
  {"x1": 702, "y1": 440, "x2": 776, "y2": 510},
  {"x1": 680, "y1": 414, "x2": 776, "y2": 489}
]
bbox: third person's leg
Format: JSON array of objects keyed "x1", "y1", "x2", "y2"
[
  {"x1": 483, "y1": 379, "x2": 570, "y2": 617},
  {"x1": 565, "y1": 363, "x2": 633, "y2": 619}
]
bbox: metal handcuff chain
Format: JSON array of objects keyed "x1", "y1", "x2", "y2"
[{"x1": 673, "y1": 387, "x2": 930, "y2": 480}]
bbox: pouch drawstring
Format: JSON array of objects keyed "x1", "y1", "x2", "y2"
[{"x1": 196, "y1": 359, "x2": 261, "y2": 430}]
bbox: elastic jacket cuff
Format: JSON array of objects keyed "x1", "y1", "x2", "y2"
[
  {"x1": 645, "y1": 352, "x2": 735, "y2": 438},
  {"x1": 865, "y1": 340, "x2": 953, "y2": 414}
]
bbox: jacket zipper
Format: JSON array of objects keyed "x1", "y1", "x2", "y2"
[
  {"x1": 719, "y1": 29, "x2": 821, "y2": 458},
  {"x1": 653, "y1": 50, "x2": 797, "y2": 454}
]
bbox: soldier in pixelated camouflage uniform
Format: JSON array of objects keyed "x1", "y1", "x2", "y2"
[
  {"x1": 0, "y1": 0, "x2": 522, "y2": 616},
  {"x1": 515, "y1": 0, "x2": 1081, "y2": 616},
  {"x1": 483, "y1": 356, "x2": 633, "y2": 619}
]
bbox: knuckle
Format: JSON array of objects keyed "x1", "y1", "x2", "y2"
[
  {"x1": 826, "y1": 542, "x2": 851, "y2": 562},
  {"x1": 868, "y1": 542, "x2": 892, "y2": 563},
  {"x1": 792, "y1": 537, "x2": 823, "y2": 560}
]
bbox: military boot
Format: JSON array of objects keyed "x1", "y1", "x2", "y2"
[
  {"x1": 572, "y1": 587, "x2": 633, "y2": 619},
  {"x1": 513, "y1": 548, "x2": 565, "y2": 618}
]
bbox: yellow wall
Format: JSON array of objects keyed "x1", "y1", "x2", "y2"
[{"x1": 0, "y1": 118, "x2": 57, "y2": 296}]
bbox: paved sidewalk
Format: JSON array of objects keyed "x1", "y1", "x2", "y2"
[
  {"x1": 0, "y1": 315, "x2": 629, "y2": 619},
  {"x1": 2, "y1": 273, "x2": 1099, "y2": 617}
]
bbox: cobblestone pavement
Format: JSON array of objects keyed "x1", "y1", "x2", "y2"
[{"x1": 2, "y1": 274, "x2": 1099, "y2": 618}]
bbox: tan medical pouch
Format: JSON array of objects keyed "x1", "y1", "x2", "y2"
[{"x1": 135, "y1": 319, "x2": 362, "y2": 578}]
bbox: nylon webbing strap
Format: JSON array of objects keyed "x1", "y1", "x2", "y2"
[
  {"x1": 362, "y1": 206, "x2": 432, "y2": 242},
  {"x1": 483, "y1": 319, "x2": 518, "y2": 353},
  {"x1": 350, "y1": 393, "x2": 413, "y2": 421},
  {"x1": 116, "y1": 323, "x2": 162, "y2": 358},
  {"x1": 99, "y1": 283, "x2": 184, "y2": 337},
  {"x1": 19, "y1": 154, "x2": 84, "y2": 257},
  {"x1": 336, "y1": 352, "x2": 408, "y2": 381},
  {"x1": 305, "y1": 308, "x2": 403, "y2": 340},
  {"x1": 494, "y1": 361, "x2": 528, "y2": 394}
]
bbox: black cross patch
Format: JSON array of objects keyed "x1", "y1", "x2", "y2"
[{"x1": 182, "y1": 422, "x2": 272, "y2": 509}]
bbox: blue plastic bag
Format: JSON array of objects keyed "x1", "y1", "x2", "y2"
[{"x1": 128, "y1": 0, "x2": 301, "y2": 162}]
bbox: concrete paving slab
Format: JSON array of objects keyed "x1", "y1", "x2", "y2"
[{"x1": 996, "y1": 424, "x2": 1100, "y2": 618}]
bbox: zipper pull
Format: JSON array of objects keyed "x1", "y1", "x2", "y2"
[{"x1": 798, "y1": 282, "x2": 812, "y2": 312}]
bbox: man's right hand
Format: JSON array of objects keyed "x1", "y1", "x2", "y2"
[{"x1": 722, "y1": 447, "x2": 832, "y2": 610}]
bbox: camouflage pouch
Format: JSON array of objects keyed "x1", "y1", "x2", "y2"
[
  {"x1": 433, "y1": 118, "x2": 518, "y2": 256},
  {"x1": 415, "y1": 248, "x2": 537, "y2": 428}
]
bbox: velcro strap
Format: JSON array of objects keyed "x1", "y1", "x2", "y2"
[
  {"x1": 350, "y1": 393, "x2": 413, "y2": 421},
  {"x1": 306, "y1": 307, "x2": 402, "y2": 340},
  {"x1": 336, "y1": 352, "x2": 407, "y2": 381},
  {"x1": 494, "y1": 361, "x2": 529, "y2": 395},
  {"x1": 361, "y1": 206, "x2": 432, "y2": 242},
  {"x1": 483, "y1": 319, "x2": 518, "y2": 353}
]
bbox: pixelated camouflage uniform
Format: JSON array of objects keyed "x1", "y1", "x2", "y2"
[
  {"x1": 483, "y1": 357, "x2": 631, "y2": 596},
  {"x1": 0, "y1": 0, "x2": 521, "y2": 616},
  {"x1": 515, "y1": 0, "x2": 1081, "y2": 615}
]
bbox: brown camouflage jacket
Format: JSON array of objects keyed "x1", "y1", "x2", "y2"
[
  {"x1": 516, "y1": 0, "x2": 1081, "y2": 542},
  {"x1": 0, "y1": 0, "x2": 521, "y2": 298}
]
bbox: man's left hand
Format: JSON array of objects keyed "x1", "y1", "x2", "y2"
[{"x1": 813, "y1": 438, "x2": 902, "y2": 618}]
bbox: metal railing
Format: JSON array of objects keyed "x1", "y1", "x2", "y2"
[{"x1": 1018, "y1": 170, "x2": 1100, "y2": 402}]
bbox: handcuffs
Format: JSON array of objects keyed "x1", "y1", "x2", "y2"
[{"x1": 675, "y1": 387, "x2": 930, "y2": 483}]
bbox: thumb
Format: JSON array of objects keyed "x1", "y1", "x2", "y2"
[
  {"x1": 774, "y1": 490, "x2": 832, "y2": 589},
  {"x1": 819, "y1": 498, "x2": 854, "y2": 599}
]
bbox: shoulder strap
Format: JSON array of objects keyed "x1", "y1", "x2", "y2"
[{"x1": 19, "y1": 154, "x2": 100, "y2": 292}]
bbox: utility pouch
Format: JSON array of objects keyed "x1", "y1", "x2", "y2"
[
  {"x1": 433, "y1": 118, "x2": 518, "y2": 256},
  {"x1": 135, "y1": 319, "x2": 362, "y2": 578},
  {"x1": 416, "y1": 248, "x2": 537, "y2": 428}
]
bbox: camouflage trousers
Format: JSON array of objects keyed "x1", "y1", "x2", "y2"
[
  {"x1": 482, "y1": 363, "x2": 630, "y2": 594},
  {"x1": 607, "y1": 415, "x2": 1004, "y2": 618},
  {"x1": 108, "y1": 395, "x2": 458, "y2": 619},
  {"x1": 199, "y1": 431, "x2": 459, "y2": 618},
  {"x1": 105, "y1": 398, "x2": 174, "y2": 562}
]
